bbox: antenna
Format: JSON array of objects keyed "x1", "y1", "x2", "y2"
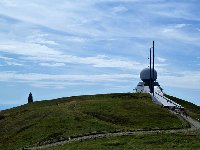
[
  {"x1": 152, "y1": 41, "x2": 155, "y2": 96},
  {"x1": 149, "y1": 41, "x2": 155, "y2": 95},
  {"x1": 150, "y1": 48, "x2": 152, "y2": 93}
]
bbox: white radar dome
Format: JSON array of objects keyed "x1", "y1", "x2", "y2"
[{"x1": 140, "y1": 68, "x2": 157, "y2": 82}]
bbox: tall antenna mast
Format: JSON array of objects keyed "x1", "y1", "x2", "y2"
[
  {"x1": 150, "y1": 48, "x2": 152, "y2": 93},
  {"x1": 152, "y1": 41, "x2": 155, "y2": 96}
]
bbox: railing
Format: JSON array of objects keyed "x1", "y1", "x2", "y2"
[{"x1": 154, "y1": 92, "x2": 183, "y2": 108}]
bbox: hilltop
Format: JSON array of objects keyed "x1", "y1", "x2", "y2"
[{"x1": 0, "y1": 93, "x2": 199, "y2": 149}]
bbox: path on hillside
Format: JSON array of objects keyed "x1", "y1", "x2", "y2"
[
  {"x1": 168, "y1": 110, "x2": 200, "y2": 129},
  {"x1": 181, "y1": 114, "x2": 200, "y2": 129},
  {"x1": 24, "y1": 128, "x2": 194, "y2": 150},
  {"x1": 23, "y1": 110, "x2": 200, "y2": 150}
]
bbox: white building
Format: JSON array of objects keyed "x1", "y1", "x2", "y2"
[{"x1": 135, "y1": 68, "x2": 183, "y2": 110}]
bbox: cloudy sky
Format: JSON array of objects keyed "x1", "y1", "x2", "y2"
[{"x1": 0, "y1": 0, "x2": 200, "y2": 109}]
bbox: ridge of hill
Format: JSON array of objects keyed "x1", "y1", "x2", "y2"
[
  {"x1": 165, "y1": 94, "x2": 200, "y2": 121},
  {"x1": 0, "y1": 93, "x2": 192, "y2": 149}
]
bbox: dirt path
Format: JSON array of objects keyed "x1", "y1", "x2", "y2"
[
  {"x1": 23, "y1": 111, "x2": 200, "y2": 150},
  {"x1": 23, "y1": 128, "x2": 196, "y2": 150},
  {"x1": 169, "y1": 110, "x2": 200, "y2": 129},
  {"x1": 180, "y1": 114, "x2": 200, "y2": 129}
]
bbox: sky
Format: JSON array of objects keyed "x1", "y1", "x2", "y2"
[{"x1": 0, "y1": 0, "x2": 200, "y2": 110}]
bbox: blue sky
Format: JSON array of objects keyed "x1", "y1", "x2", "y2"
[{"x1": 0, "y1": 0, "x2": 200, "y2": 109}]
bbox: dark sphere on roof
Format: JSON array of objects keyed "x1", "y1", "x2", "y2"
[{"x1": 140, "y1": 68, "x2": 157, "y2": 82}]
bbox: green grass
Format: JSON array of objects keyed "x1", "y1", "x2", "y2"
[
  {"x1": 46, "y1": 131, "x2": 200, "y2": 150},
  {"x1": 165, "y1": 94, "x2": 200, "y2": 120},
  {"x1": 0, "y1": 93, "x2": 189, "y2": 149}
]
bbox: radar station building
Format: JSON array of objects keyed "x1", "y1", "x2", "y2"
[
  {"x1": 136, "y1": 68, "x2": 162, "y2": 94},
  {"x1": 135, "y1": 41, "x2": 183, "y2": 110},
  {"x1": 135, "y1": 67, "x2": 183, "y2": 110}
]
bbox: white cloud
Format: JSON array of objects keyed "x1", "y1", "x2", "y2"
[
  {"x1": 5, "y1": 61, "x2": 22, "y2": 66},
  {"x1": 29, "y1": 38, "x2": 58, "y2": 45},
  {"x1": 0, "y1": 0, "x2": 194, "y2": 40},
  {"x1": 0, "y1": 56, "x2": 13, "y2": 60},
  {"x1": 0, "y1": 0, "x2": 199, "y2": 44},
  {"x1": 0, "y1": 1, "x2": 108, "y2": 37},
  {"x1": 157, "y1": 57, "x2": 167, "y2": 63},
  {"x1": 174, "y1": 24, "x2": 187, "y2": 28},
  {"x1": 0, "y1": 41, "x2": 146, "y2": 70},
  {"x1": 150, "y1": 1, "x2": 200, "y2": 21},
  {"x1": 160, "y1": 26, "x2": 200, "y2": 45},
  {"x1": 27, "y1": 32, "x2": 58, "y2": 45},
  {"x1": 0, "y1": 41, "x2": 61, "y2": 56},
  {"x1": 39, "y1": 62, "x2": 65, "y2": 67},
  {"x1": 162, "y1": 28, "x2": 175, "y2": 33},
  {"x1": 159, "y1": 71, "x2": 200, "y2": 90},
  {"x1": 161, "y1": 24, "x2": 187, "y2": 35},
  {"x1": 0, "y1": 0, "x2": 17, "y2": 7},
  {"x1": 112, "y1": 5, "x2": 128, "y2": 14},
  {"x1": 64, "y1": 37, "x2": 86, "y2": 43},
  {"x1": 0, "y1": 71, "x2": 138, "y2": 88},
  {"x1": 0, "y1": 56, "x2": 23, "y2": 66}
]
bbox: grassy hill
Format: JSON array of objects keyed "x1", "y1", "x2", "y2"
[
  {"x1": 45, "y1": 131, "x2": 200, "y2": 150},
  {"x1": 0, "y1": 93, "x2": 190, "y2": 149},
  {"x1": 165, "y1": 94, "x2": 200, "y2": 120}
]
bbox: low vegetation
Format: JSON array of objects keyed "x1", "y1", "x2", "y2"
[
  {"x1": 165, "y1": 94, "x2": 200, "y2": 120},
  {"x1": 0, "y1": 93, "x2": 190, "y2": 149},
  {"x1": 45, "y1": 131, "x2": 200, "y2": 150}
]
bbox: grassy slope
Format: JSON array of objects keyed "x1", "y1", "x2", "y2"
[
  {"x1": 0, "y1": 93, "x2": 188, "y2": 150},
  {"x1": 165, "y1": 94, "x2": 200, "y2": 120},
  {"x1": 46, "y1": 131, "x2": 200, "y2": 150}
]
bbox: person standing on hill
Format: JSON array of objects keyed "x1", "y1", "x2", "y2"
[{"x1": 28, "y1": 92, "x2": 33, "y2": 103}]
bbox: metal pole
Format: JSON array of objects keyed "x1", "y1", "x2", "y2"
[
  {"x1": 150, "y1": 48, "x2": 152, "y2": 93},
  {"x1": 153, "y1": 41, "x2": 155, "y2": 96}
]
